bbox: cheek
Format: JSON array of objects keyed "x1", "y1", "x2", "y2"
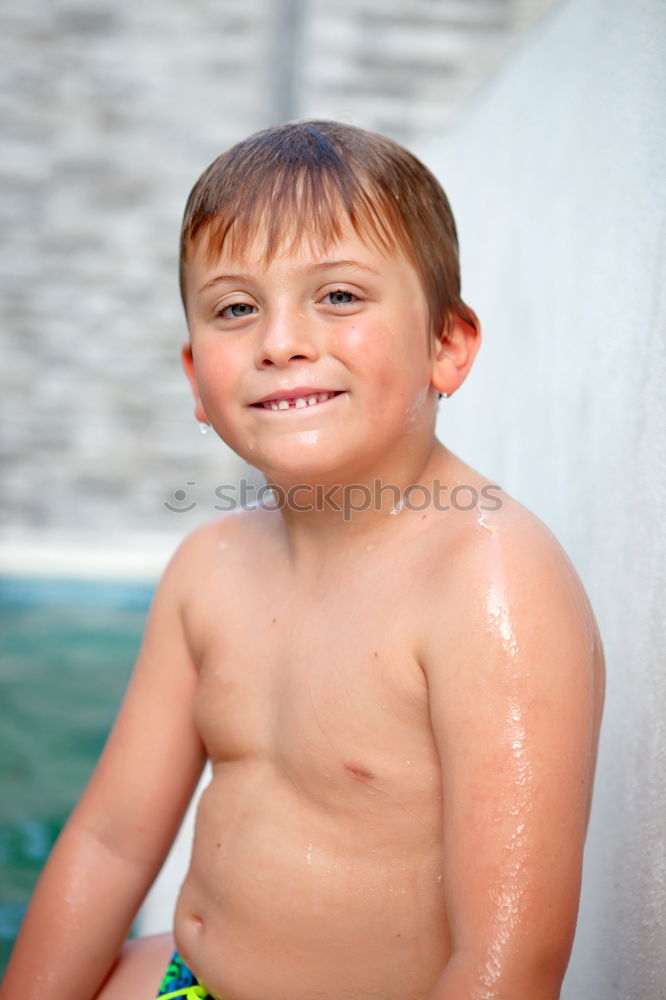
[
  {"x1": 346, "y1": 328, "x2": 431, "y2": 399},
  {"x1": 193, "y1": 348, "x2": 242, "y2": 407},
  {"x1": 337, "y1": 323, "x2": 397, "y2": 383}
]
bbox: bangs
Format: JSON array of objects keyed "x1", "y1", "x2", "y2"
[{"x1": 193, "y1": 167, "x2": 403, "y2": 270}]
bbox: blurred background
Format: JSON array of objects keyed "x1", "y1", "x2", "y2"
[{"x1": 1, "y1": 1, "x2": 665, "y2": 996}]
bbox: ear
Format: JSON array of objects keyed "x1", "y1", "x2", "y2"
[
  {"x1": 431, "y1": 310, "x2": 482, "y2": 397},
  {"x1": 181, "y1": 342, "x2": 209, "y2": 424}
]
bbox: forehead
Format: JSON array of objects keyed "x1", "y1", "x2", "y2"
[
  {"x1": 196, "y1": 211, "x2": 390, "y2": 268},
  {"x1": 184, "y1": 214, "x2": 426, "y2": 305}
]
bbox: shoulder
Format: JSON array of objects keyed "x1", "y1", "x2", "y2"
[
  {"x1": 156, "y1": 505, "x2": 279, "y2": 607},
  {"x1": 163, "y1": 507, "x2": 274, "y2": 579},
  {"x1": 421, "y1": 488, "x2": 604, "y2": 698},
  {"x1": 146, "y1": 510, "x2": 277, "y2": 661},
  {"x1": 432, "y1": 483, "x2": 593, "y2": 613}
]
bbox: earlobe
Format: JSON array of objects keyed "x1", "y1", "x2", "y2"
[
  {"x1": 181, "y1": 342, "x2": 209, "y2": 424},
  {"x1": 431, "y1": 311, "x2": 482, "y2": 397}
]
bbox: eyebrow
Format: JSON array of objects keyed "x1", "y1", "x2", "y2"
[
  {"x1": 197, "y1": 259, "x2": 379, "y2": 296},
  {"x1": 309, "y1": 259, "x2": 379, "y2": 274},
  {"x1": 198, "y1": 274, "x2": 253, "y2": 295}
]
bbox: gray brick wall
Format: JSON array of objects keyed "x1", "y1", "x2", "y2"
[{"x1": 0, "y1": 0, "x2": 555, "y2": 546}]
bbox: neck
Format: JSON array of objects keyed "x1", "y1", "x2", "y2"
[{"x1": 262, "y1": 438, "x2": 450, "y2": 567}]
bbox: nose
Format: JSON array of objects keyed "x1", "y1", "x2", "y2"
[{"x1": 255, "y1": 305, "x2": 319, "y2": 369}]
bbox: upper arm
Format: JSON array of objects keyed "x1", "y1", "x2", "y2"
[
  {"x1": 70, "y1": 529, "x2": 209, "y2": 872},
  {"x1": 424, "y1": 516, "x2": 604, "y2": 993}
]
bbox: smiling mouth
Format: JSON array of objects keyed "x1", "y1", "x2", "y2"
[{"x1": 252, "y1": 391, "x2": 342, "y2": 411}]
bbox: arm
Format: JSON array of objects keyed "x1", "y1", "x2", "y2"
[
  {"x1": 0, "y1": 535, "x2": 208, "y2": 1000},
  {"x1": 424, "y1": 517, "x2": 604, "y2": 1000}
]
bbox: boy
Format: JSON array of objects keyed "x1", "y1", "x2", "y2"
[{"x1": 1, "y1": 121, "x2": 604, "y2": 1000}]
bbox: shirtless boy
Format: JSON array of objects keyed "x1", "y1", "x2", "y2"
[{"x1": 1, "y1": 120, "x2": 604, "y2": 1000}]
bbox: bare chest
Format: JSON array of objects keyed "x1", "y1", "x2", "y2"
[{"x1": 190, "y1": 574, "x2": 441, "y2": 808}]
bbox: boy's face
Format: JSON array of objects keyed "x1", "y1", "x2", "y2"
[{"x1": 182, "y1": 214, "x2": 445, "y2": 484}]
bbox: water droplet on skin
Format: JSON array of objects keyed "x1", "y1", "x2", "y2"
[{"x1": 477, "y1": 509, "x2": 496, "y2": 535}]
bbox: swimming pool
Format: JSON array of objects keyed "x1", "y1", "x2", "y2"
[{"x1": 0, "y1": 575, "x2": 154, "y2": 973}]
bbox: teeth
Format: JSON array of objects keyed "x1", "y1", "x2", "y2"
[{"x1": 261, "y1": 391, "x2": 337, "y2": 409}]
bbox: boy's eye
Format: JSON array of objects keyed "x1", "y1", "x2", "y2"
[
  {"x1": 323, "y1": 289, "x2": 356, "y2": 306},
  {"x1": 219, "y1": 302, "x2": 256, "y2": 319}
]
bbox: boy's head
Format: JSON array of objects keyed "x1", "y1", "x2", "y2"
[{"x1": 179, "y1": 120, "x2": 475, "y2": 339}]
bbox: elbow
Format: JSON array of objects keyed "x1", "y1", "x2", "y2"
[{"x1": 431, "y1": 941, "x2": 573, "y2": 1000}]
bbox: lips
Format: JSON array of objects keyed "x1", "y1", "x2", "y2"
[{"x1": 252, "y1": 390, "x2": 342, "y2": 411}]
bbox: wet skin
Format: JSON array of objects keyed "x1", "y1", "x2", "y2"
[{"x1": 167, "y1": 472, "x2": 604, "y2": 1000}]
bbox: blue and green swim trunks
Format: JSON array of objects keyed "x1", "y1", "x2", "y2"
[{"x1": 155, "y1": 951, "x2": 217, "y2": 999}]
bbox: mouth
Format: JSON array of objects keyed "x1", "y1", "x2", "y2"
[{"x1": 251, "y1": 390, "x2": 344, "y2": 411}]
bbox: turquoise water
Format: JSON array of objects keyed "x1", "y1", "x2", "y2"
[{"x1": 0, "y1": 575, "x2": 153, "y2": 973}]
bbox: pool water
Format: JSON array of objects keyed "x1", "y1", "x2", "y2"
[{"x1": 0, "y1": 575, "x2": 153, "y2": 973}]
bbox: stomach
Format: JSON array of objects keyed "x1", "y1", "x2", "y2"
[{"x1": 173, "y1": 759, "x2": 451, "y2": 1000}]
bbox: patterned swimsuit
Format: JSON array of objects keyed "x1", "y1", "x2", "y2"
[{"x1": 155, "y1": 951, "x2": 216, "y2": 999}]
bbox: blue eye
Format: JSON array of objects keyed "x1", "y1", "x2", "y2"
[
  {"x1": 324, "y1": 289, "x2": 355, "y2": 306},
  {"x1": 220, "y1": 302, "x2": 256, "y2": 319}
]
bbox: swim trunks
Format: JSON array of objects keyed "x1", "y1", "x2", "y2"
[{"x1": 155, "y1": 951, "x2": 216, "y2": 999}]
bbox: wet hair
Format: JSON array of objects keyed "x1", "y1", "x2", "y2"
[{"x1": 179, "y1": 119, "x2": 475, "y2": 336}]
